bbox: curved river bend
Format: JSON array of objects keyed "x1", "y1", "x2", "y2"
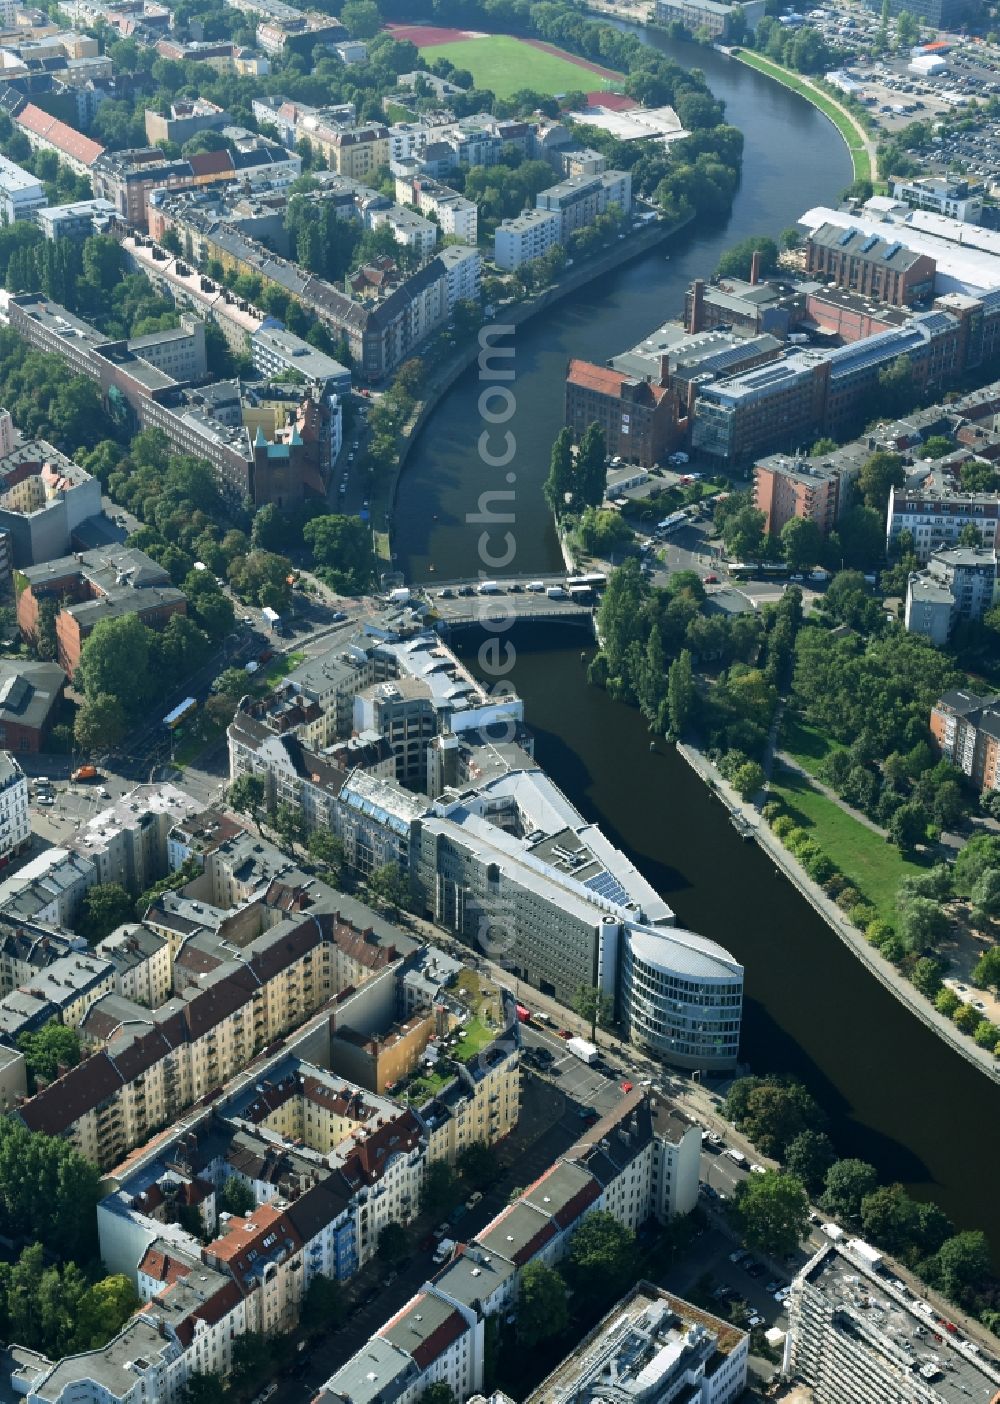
[{"x1": 393, "y1": 33, "x2": 1000, "y2": 1252}]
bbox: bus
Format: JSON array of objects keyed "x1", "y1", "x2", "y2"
[
  {"x1": 728, "y1": 562, "x2": 755, "y2": 579},
  {"x1": 164, "y1": 697, "x2": 197, "y2": 730},
  {"x1": 759, "y1": 562, "x2": 789, "y2": 576},
  {"x1": 656, "y1": 512, "x2": 688, "y2": 537},
  {"x1": 565, "y1": 572, "x2": 608, "y2": 593}
]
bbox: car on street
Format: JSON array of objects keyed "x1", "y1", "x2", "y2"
[
  {"x1": 621, "y1": 1081, "x2": 634, "y2": 1092},
  {"x1": 557, "y1": 1028, "x2": 572, "y2": 1039},
  {"x1": 704, "y1": 574, "x2": 719, "y2": 584},
  {"x1": 330, "y1": 610, "x2": 347, "y2": 622}
]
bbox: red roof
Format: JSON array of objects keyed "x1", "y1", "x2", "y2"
[
  {"x1": 15, "y1": 104, "x2": 105, "y2": 166},
  {"x1": 567, "y1": 357, "x2": 666, "y2": 402},
  {"x1": 139, "y1": 1246, "x2": 192, "y2": 1287},
  {"x1": 189, "y1": 149, "x2": 234, "y2": 178}
]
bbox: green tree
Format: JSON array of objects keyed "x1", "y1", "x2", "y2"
[
  {"x1": 785, "y1": 1129, "x2": 837, "y2": 1194},
  {"x1": 564, "y1": 1212, "x2": 636, "y2": 1308},
  {"x1": 301, "y1": 1274, "x2": 345, "y2": 1335},
  {"x1": 422, "y1": 1161, "x2": 457, "y2": 1217},
  {"x1": 341, "y1": 0, "x2": 380, "y2": 36},
  {"x1": 180, "y1": 1374, "x2": 226, "y2": 1404},
  {"x1": 307, "y1": 827, "x2": 345, "y2": 880},
  {"x1": 666, "y1": 648, "x2": 696, "y2": 736},
  {"x1": 17, "y1": 1022, "x2": 80, "y2": 1090},
  {"x1": 820, "y1": 1158, "x2": 879, "y2": 1224},
  {"x1": 727, "y1": 1078, "x2": 822, "y2": 1158},
  {"x1": 72, "y1": 1275, "x2": 139, "y2": 1352},
  {"x1": 972, "y1": 946, "x2": 1000, "y2": 994},
  {"x1": 910, "y1": 956, "x2": 945, "y2": 999},
  {"x1": 732, "y1": 759, "x2": 765, "y2": 800},
  {"x1": 229, "y1": 1334, "x2": 271, "y2": 1391},
  {"x1": 303, "y1": 515, "x2": 374, "y2": 594},
  {"x1": 378, "y1": 1222, "x2": 409, "y2": 1265},
  {"x1": 573, "y1": 983, "x2": 614, "y2": 1041},
  {"x1": 79, "y1": 883, "x2": 134, "y2": 944},
  {"x1": 921, "y1": 436, "x2": 954, "y2": 459},
  {"x1": 734, "y1": 1170, "x2": 809, "y2": 1256},
  {"x1": 367, "y1": 863, "x2": 409, "y2": 915},
  {"x1": 420, "y1": 1387, "x2": 456, "y2": 1404},
  {"x1": 927, "y1": 1231, "x2": 992, "y2": 1303},
  {"x1": 889, "y1": 801, "x2": 928, "y2": 854},
  {"x1": 716, "y1": 236, "x2": 778, "y2": 280},
  {"x1": 895, "y1": 8, "x2": 919, "y2": 44},
  {"x1": 780, "y1": 516, "x2": 823, "y2": 572},
  {"x1": 74, "y1": 692, "x2": 127, "y2": 752},
  {"x1": 896, "y1": 896, "x2": 948, "y2": 953},
  {"x1": 723, "y1": 506, "x2": 766, "y2": 562},
  {"x1": 858, "y1": 452, "x2": 905, "y2": 514},
  {"x1": 227, "y1": 774, "x2": 264, "y2": 815},
  {"x1": 458, "y1": 1141, "x2": 501, "y2": 1191},
  {"x1": 213, "y1": 667, "x2": 253, "y2": 700},
  {"x1": 544, "y1": 427, "x2": 574, "y2": 517},
  {"x1": 218, "y1": 1177, "x2": 255, "y2": 1217},
  {"x1": 970, "y1": 868, "x2": 1000, "y2": 923},
  {"x1": 517, "y1": 1260, "x2": 568, "y2": 1346},
  {"x1": 573, "y1": 422, "x2": 607, "y2": 511},
  {"x1": 76, "y1": 613, "x2": 152, "y2": 712}
]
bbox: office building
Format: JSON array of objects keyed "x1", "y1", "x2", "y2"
[
  {"x1": 0, "y1": 752, "x2": 29, "y2": 865},
  {"x1": 526, "y1": 1283, "x2": 748, "y2": 1404},
  {"x1": 15, "y1": 545, "x2": 186, "y2": 675},
  {"x1": 863, "y1": 0, "x2": 979, "y2": 32},
  {"x1": 0, "y1": 153, "x2": 45, "y2": 224},
  {"x1": 805, "y1": 223, "x2": 937, "y2": 307},
  {"x1": 493, "y1": 209, "x2": 561, "y2": 271},
  {"x1": 565, "y1": 358, "x2": 679, "y2": 469},
  {"x1": 891, "y1": 176, "x2": 983, "y2": 225},
  {"x1": 905, "y1": 546, "x2": 998, "y2": 645},
  {"x1": 0, "y1": 661, "x2": 66, "y2": 754},
  {"x1": 653, "y1": 0, "x2": 765, "y2": 36},
  {"x1": 785, "y1": 1237, "x2": 1000, "y2": 1402}
]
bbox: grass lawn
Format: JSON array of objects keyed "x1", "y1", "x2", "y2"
[
  {"x1": 781, "y1": 712, "x2": 842, "y2": 778},
  {"x1": 451, "y1": 1016, "x2": 497, "y2": 1063},
  {"x1": 770, "y1": 766, "x2": 924, "y2": 922},
  {"x1": 261, "y1": 650, "x2": 306, "y2": 686},
  {"x1": 733, "y1": 49, "x2": 872, "y2": 183},
  {"x1": 420, "y1": 35, "x2": 620, "y2": 99}
]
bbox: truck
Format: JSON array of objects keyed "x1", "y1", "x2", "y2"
[
  {"x1": 478, "y1": 580, "x2": 501, "y2": 594},
  {"x1": 725, "y1": 1148, "x2": 748, "y2": 1167},
  {"x1": 566, "y1": 1036, "x2": 598, "y2": 1065},
  {"x1": 388, "y1": 587, "x2": 411, "y2": 605},
  {"x1": 546, "y1": 585, "x2": 568, "y2": 599},
  {"x1": 515, "y1": 1003, "x2": 531, "y2": 1024},
  {"x1": 432, "y1": 1237, "x2": 457, "y2": 1265},
  {"x1": 261, "y1": 606, "x2": 281, "y2": 630},
  {"x1": 71, "y1": 765, "x2": 98, "y2": 782}
]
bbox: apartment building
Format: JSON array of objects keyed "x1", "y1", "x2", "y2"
[
  {"x1": 368, "y1": 203, "x2": 438, "y2": 257},
  {"x1": 438, "y1": 245, "x2": 481, "y2": 308},
  {"x1": 888, "y1": 478, "x2": 1000, "y2": 562},
  {"x1": 905, "y1": 546, "x2": 998, "y2": 645},
  {"x1": 69, "y1": 784, "x2": 200, "y2": 894},
  {"x1": 34, "y1": 197, "x2": 116, "y2": 240},
  {"x1": 0, "y1": 751, "x2": 29, "y2": 864},
  {"x1": 0, "y1": 846, "x2": 96, "y2": 926},
  {"x1": 535, "y1": 170, "x2": 632, "y2": 242},
  {"x1": 786, "y1": 1237, "x2": 1000, "y2": 1403},
  {"x1": 96, "y1": 923, "x2": 172, "y2": 1007},
  {"x1": 805, "y1": 223, "x2": 937, "y2": 308},
  {"x1": 0, "y1": 440, "x2": 103, "y2": 568},
  {"x1": 13, "y1": 102, "x2": 104, "y2": 177},
  {"x1": 406, "y1": 177, "x2": 477, "y2": 244},
  {"x1": 15, "y1": 545, "x2": 186, "y2": 676},
  {"x1": 930, "y1": 688, "x2": 1000, "y2": 792},
  {"x1": 0, "y1": 153, "x2": 45, "y2": 224},
  {"x1": 144, "y1": 99, "x2": 229, "y2": 148},
  {"x1": 494, "y1": 209, "x2": 561, "y2": 271},
  {"x1": 753, "y1": 443, "x2": 865, "y2": 536},
  {"x1": 327, "y1": 125, "x2": 390, "y2": 179},
  {"x1": 891, "y1": 176, "x2": 983, "y2": 224},
  {"x1": 564, "y1": 359, "x2": 679, "y2": 469},
  {"x1": 250, "y1": 324, "x2": 351, "y2": 394},
  {"x1": 653, "y1": 0, "x2": 764, "y2": 36}
]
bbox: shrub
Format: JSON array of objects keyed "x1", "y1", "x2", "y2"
[
  {"x1": 953, "y1": 1002, "x2": 982, "y2": 1035},
  {"x1": 836, "y1": 887, "x2": 863, "y2": 912},
  {"x1": 849, "y1": 902, "x2": 878, "y2": 930},
  {"x1": 824, "y1": 873, "x2": 850, "y2": 898},
  {"x1": 880, "y1": 934, "x2": 906, "y2": 964},
  {"x1": 935, "y1": 988, "x2": 961, "y2": 1017},
  {"x1": 866, "y1": 919, "x2": 895, "y2": 947},
  {"x1": 973, "y1": 1020, "x2": 1000, "y2": 1051},
  {"x1": 803, "y1": 851, "x2": 836, "y2": 884},
  {"x1": 785, "y1": 827, "x2": 811, "y2": 853},
  {"x1": 771, "y1": 815, "x2": 796, "y2": 839},
  {"x1": 762, "y1": 801, "x2": 784, "y2": 824}
]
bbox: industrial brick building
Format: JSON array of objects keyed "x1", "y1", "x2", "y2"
[{"x1": 805, "y1": 222, "x2": 937, "y2": 307}]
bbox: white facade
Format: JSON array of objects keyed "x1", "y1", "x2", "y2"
[
  {"x1": 369, "y1": 204, "x2": 438, "y2": 257},
  {"x1": 0, "y1": 154, "x2": 46, "y2": 225},
  {"x1": 388, "y1": 123, "x2": 431, "y2": 162},
  {"x1": 887, "y1": 483, "x2": 1000, "y2": 563},
  {"x1": 0, "y1": 752, "x2": 29, "y2": 863},
  {"x1": 440, "y1": 245, "x2": 481, "y2": 309},
  {"x1": 891, "y1": 176, "x2": 983, "y2": 224},
  {"x1": 494, "y1": 209, "x2": 561, "y2": 270}
]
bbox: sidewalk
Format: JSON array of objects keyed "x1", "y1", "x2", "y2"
[{"x1": 775, "y1": 750, "x2": 887, "y2": 838}]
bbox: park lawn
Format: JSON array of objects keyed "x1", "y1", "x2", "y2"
[
  {"x1": 733, "y1": 49, "x2": 872, "y2": 183},
  {"x1": 260, "y1": 650, "x2": 306, "y2": 686},
  {"x1": 420, "y1": 35, "x2": 620, "y2": 99},
  {"x1": 770, "y1": 766, "x2": 923, "y2": 922},
  {"x1": 781, "y1": 712, "x2": 843, "y2": 778}
]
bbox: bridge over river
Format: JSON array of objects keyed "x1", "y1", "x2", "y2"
[{"x1": 420, "y1": 573, "x2": 599, "y2": 631}]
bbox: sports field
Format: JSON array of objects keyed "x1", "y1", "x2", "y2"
[{"x1": 418, "y1": 34, "x2": 621, "y2": 100}]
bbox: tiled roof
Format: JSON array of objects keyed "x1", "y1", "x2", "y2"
[
  {"x1": 15, "y1": 103, "x2": 104, "y2": 165},
  {"x1": 567, "y1": 357, "x2": 666, "y2": 403}
]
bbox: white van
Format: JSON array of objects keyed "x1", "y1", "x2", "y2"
[{"x1": 526, "y1": 580, "x2": 545, "y2": 592}]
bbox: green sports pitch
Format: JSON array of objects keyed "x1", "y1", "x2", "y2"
[{"x1": 418, "y1": 34, "x2": 620, "y2": 100}]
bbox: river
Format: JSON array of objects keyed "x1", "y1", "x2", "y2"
[{"x1": 393, "y1": 34, "x2": 1000, "y2": 1253}]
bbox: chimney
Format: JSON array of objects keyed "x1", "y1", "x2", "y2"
[
  {"x1": 659, "y1": 353, "x2": 670, "y2": 388},
  {"x1": 688, "y1": 279, "x2": 704, "y2": 335},
  {"x1": 750, "y1": 250, "x2": 762, "y2": 287}
]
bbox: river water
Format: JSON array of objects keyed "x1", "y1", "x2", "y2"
[{"x1": 393, "y1": 35, "x2": 1000, "y2": 1251}]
